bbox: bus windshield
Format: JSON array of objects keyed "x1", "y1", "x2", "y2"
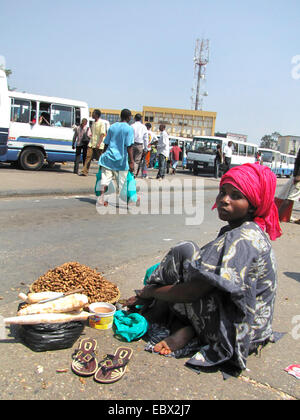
[
  {"x1": 260, "y1": 151, "x2": 273, "y2": 163},
  {"x1": 191, "y1": 138, "x2": 222, "y2": 155}
]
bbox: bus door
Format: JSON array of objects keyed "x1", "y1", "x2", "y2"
[{"x1": 0, "y1": 70, "x2": 10, "y2": 158}]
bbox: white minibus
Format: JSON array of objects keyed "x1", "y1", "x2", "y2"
[{"x1": 187, "y1": 136, "x2": 258, "y2": 175}]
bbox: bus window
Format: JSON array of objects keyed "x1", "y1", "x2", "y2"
[
  {"x1": 74, "y1": 107, "x2": 81, "y2": 126},
  {"x1": 289, "y1": 156, "x2": 295, "y2": 165},
  {"x1": 39, "y1": 102, "x2": 51, "y2": 125},
  {"x1": 50, "y1": 104, "x2": 72, "y2": 127},
  {"x1": 238, "y1": 143, "x2": 247, "y2": 156},
  {"x1": 232, "y1": 143, "x2": 238, "y2": 155},
  {"x1": 247, "y1": 145, "x2": 255, "y2": 156},
  {"x1": 10, "y1": 98, "x2": 31, "y2": 123},
  {"x1": 30, "y1": 101, "x2": 37, "y2": 124}
]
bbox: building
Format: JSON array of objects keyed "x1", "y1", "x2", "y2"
[
  {"x1": 215, "y1": 132, "x2": 248, "y2": 143},
  {"x1": 89, "y1": 106, "x2": 217, "y2": 138},
  {"x1": 278, "y1": 135, "x2": 300, "y2": 155}
]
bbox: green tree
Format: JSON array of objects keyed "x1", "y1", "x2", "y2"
[
  {"x1": 260, "y1": 132, "x2": 281, "y2": 150},
  {"x1": 0, "y1": 66, "x2": 15, "y2": 90}
]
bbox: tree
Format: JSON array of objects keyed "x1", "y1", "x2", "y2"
[
  {"x1": 260, "y1": 132, "x2": 281, "y2": 150},
  {"x1": 0, "y1": 66, "x2": 15, "y2": 90}
]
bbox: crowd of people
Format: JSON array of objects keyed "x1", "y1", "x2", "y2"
[
  {"x1": 72, "y1": 109, "x2": 186, "y2": 205},
  {"x1": 72, "y1": 109, "x2": 186, "y2": 180}
]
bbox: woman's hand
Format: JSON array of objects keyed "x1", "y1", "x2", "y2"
[
  {"x1": 137, "y1": 285, "x2": 157, "y2": 300},
  {"x1": 123, "y1": 286, "x2": 157, "y2": 308}
]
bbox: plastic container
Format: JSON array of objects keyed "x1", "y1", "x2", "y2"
[{"x1": 88, "y1": 302, "x2": 116, "y2": 330}]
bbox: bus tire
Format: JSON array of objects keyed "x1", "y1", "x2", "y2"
[{"x1": 19, "y1": 147, "x2": 45, "y2": 171}]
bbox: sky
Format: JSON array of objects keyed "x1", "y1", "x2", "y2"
[{"x1": 1, "y1": 0, "x2": 300, "y2": 143}]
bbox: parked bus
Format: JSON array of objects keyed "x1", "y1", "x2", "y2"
[
  {"x1": 278, "y1": 153, "x2": 296, "y2": 177},
  {"x1": 258, "y1": 148, "x2": 280, "y2": 174},
  {"x1": 258, "y1": 148, "x2": 297, "y2": 177},
  {"x1": 0, "y1": 69, "x2": 89, "y2": 170},
  {"x1": 187, "y1": 136, "x2": 258, "y2": 175}
]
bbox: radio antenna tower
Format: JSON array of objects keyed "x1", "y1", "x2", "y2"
[{"x1": 191, "y1": 39, "x2": 210, "y2": 111}]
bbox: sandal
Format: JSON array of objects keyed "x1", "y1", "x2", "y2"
[
  {"x1": 94, "y1": 347, "x2": 133, "y2": 384},
  {"x1": 71, "y1": 338, "x2": 98, "y2": 377}
]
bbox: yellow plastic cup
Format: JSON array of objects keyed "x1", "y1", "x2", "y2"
[{"x1": 88, "y1": 302, "x2": 116, "y2": 330}]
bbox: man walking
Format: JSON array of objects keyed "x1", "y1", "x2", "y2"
[
  {"x1": 223, "y1": 141, "x2": 234, "y2": 173},
  {"x1": 156, "y1": 124, "x2": 169, "y2": 180},
  {"x1": 81, "y1": 109, "x2": 106, "y2": 176},
  {"x1": 170, "y1": 141, "x2": 182, "y2": 175},
  {"x1": 132, "y1": 114, "x2": 148, "y2": 177},
  {"x1": 97, "y1": 109, "x2": 134, "y2": 206},
  {"x1": 72, "y1": 118, "x2": 91, "y2": 174}
]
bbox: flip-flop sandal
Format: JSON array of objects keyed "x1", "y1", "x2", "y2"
[
  {"x1": 71, "y1": 338, "x2": 98, "y2": 377},
  {"x1": 94, "y1": 347, "x2": 133, "y2": 384}
]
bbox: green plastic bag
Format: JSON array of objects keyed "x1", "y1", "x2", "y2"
[{"x1": 113, "y1": 310, "x2": 148, "y2": 342}]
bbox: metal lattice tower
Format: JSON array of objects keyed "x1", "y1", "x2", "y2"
[{"x1": 191, "y1": 39, "x2": 210, "y2": 111}]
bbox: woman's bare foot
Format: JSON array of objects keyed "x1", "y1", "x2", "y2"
[{"x1": 153, "y1": 326, "x2": 195, "y2": 355}]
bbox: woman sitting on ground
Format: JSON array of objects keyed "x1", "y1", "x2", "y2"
[{"x1": 125, "y1": 163, "x2": 282, "y2": 372}]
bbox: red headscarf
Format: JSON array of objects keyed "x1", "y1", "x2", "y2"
[{"x1": 214, "y1": 163, "x2": 282, "y2": 241}]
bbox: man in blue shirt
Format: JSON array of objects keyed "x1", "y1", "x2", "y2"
[{"x1": 97, "y1": 109, "x2": 134, "y2": 206}]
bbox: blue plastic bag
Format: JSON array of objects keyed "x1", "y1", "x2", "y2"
[{"x1": 95, "y1": 168, "x2": 138, "y2": 203}]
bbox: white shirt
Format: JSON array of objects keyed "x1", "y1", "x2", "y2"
[
  {"x1": 224, "y1": 144, "x2": 233, "y2": 158},
  {"x1": 132, "y1": 121, "x2": 148, "y2": 150},
  {"x1": 157, "y1": 130, "x2": 169, "y2": 158}
]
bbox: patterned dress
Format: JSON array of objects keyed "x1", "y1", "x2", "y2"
[{"x1": 145, "y1": 221, "x2": 277, "y2": 371}]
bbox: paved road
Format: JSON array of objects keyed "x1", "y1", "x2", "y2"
[{"x1": 0, "y1": 188, "x2": 223, "y2": 302}]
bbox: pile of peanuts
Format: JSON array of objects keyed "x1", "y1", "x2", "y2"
[{"x1": 30, "y1": 262, "x2": 120, "y2": 304}]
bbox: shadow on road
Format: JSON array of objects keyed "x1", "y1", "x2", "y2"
[
  {"x1": 75, "y1": 197, "x2": 96, "y2": 205},
  {"x1": 284, "y1": 272, "x2": 300, "y2": 283}
]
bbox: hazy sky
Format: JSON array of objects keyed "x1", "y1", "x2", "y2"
[{"x1": 1, "y1": 0, "x2": 300, "y2": 143}]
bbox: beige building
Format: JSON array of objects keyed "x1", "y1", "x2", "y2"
[
  {"x1": 278, "y1": 135, "x2": 300, "y2": 155},
  {"x1": 90, "y1": 106, "x2": 217, "y2": 138}
]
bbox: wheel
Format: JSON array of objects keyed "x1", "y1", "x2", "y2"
[{"x1": 19, "y1": 148, "x2": 45, "y2": 171}]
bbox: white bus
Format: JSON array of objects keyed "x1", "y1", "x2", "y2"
[
  {"x1": 278, "y1": 153, "x2": 296, "y2": 177},
  {"x1": 0, "y1": 69, "x2": 89, "y2": 170},
  {"x1": 187, "y1": 136, "x2": 258, "y2": 175},
  {"x1": 258, "y1": 148, "x2": 281, "y2": 175}
]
